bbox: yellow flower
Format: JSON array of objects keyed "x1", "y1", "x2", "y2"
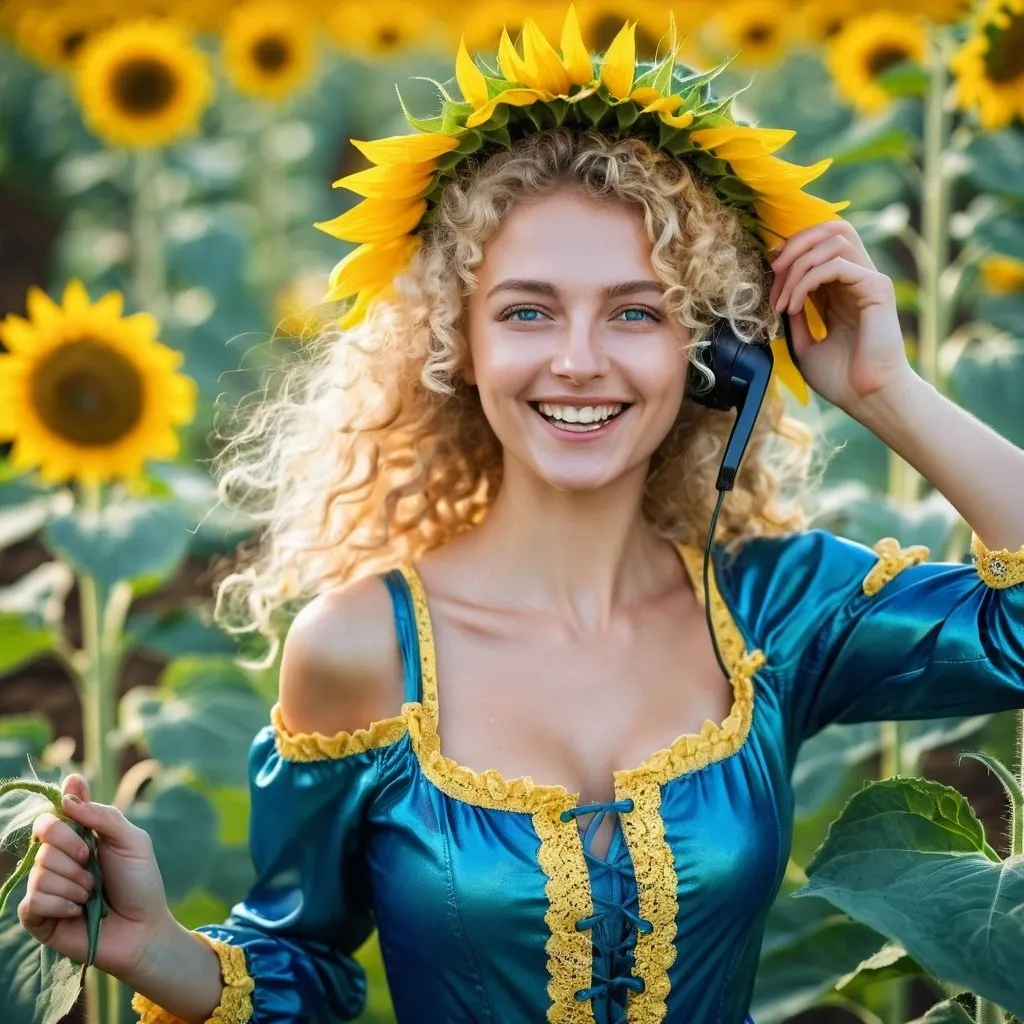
[
  {"x1": 951, "y1": 0, "x2": 1024, "y2": 131},
  {"x1": 326, "y1": 0, "x2": 435, "y2": 57},
  {"x1": 826, "y1": 10, "x2": 928, "y2": 115},
  {"x1": 75, "y1": 19, "x2": 214, "y2": 148},
  {"x1": 9, "y1": 7, "x2": 109, "y2": 71},
  {"x1": 223, "y1": 1, "x2": 318, "y2": 101},
  {"x1": 274, "y1": 273, "x2": 332, "y2": 340},
  {"x1": 708, "y1": 1, "x2": 792, "y2": 67},
  {"x1": 577, "y1": 1, "x2": 670, "y2": 61},
  {"x1": 0, "y1": 281, "x2": 197, "y2": 486},
  {"x1": 796, "y1": 0, "x2": 861, "y2": 46},
  {"x1": 980, "y1": 254, "x2": 1024, "y2": 293}
]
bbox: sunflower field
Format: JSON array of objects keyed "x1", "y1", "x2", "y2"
[{"x1": 0, "y1": 1, "x2": 1023, "y2": 1023}]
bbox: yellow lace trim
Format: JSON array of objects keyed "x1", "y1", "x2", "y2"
[
  {"x1": 534, "y1": 803, "x2": 598, "y2": 1024},
  {"x1": 615, "y1": 778, "x2": 677, "y2": 1023},
  {"x1": 862, "y1": 537, "x2": 931, "y2": 597},
  {"x1": 131, "y1": 931, "x2": 254, "y2": 1024},
  {"x1": 971, "y1": 533, "x2": 1024, "y2": 589},
  {"x1": 270, "y1": 701, "x2": 408, "y2": 762}
]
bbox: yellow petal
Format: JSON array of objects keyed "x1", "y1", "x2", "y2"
[
  {"x1": 62, "y1": 279, "x2": 91, "y2": 315},
  {"x1": 0, "y1": 316, "x2": 37, "y2": 354},
  {"x1": 332, "y1": 162, "x2": 436, "y2": 199},
  {"x1": 498, "y1": 27, "x2": 531, "y2": 84},
  {"x1": 560, "y1": 4, "x2": 593, "y2": 86},
  {"x1": 339, "y1": 288, "x2": 379, "y2": 329},
  {"x1": 805, "y1": 296, "x2": 828, "y2": 341},
  {"x1": 465, "y1": 88, "x2": 547, "y2": 129},
  {"x1": 754, "y1": 192, "x2": 850, "y2": 239},
  {"x1": 325, "y1": 238, "x2": 420, "y2": 301},
  {"x1": 659, "y1": 109, "x2": 695, "y2": 129},
  {"x1": 521, "y1": 17, "x2": 570, "y2": 95},
  {"x1": 314, "y1": 198, "x2": 426, "y2": 245},
  {"x1": 456, "y1": 36, "x2": 488, "y2": 108},
  {"x1": 351, "y1": 134, "x2": 460, "y2": 165},
  {"x1": 25, "y1": 286, "x2": 60, "y2": 328},
  {"x1": 769, "y1": 336, "x2": 810, "y2": 404},
  {"x1": 690, "y1": 126, "x2": 796, "y2": 158},
  {"x1": 601, "y1": 21, "x2": 636, "y2": 99},
  {"x1": 727, "y1": 155, "x2": 833, "y2": 196},
  {"x1": 93, "y1": 291, "x2": 125, "y2": 319},
  {"x1": 631, "y1": 88, "x2": 681, "y2": 112}
]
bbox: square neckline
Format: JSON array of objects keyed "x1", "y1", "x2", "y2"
[{"x1": 395, "y1": 539, "x2": 766, "y2": 817}]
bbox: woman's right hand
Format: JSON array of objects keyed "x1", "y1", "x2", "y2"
[{"x1": 18, "y1": 773, "x2": 173, "y2": 980}]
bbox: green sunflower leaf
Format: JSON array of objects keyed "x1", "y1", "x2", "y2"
[
  {"x1": 395, "y1": 86, "x2": 445, "y2": 135},
  {"x1": 435, "y1": 150, "x2": 465, "y2": 173},
  {"x1": 482, "y1": 125, "x2": 513, "y2": 149},
  {"x1": 547, "y1": 98, "x2": 569, "y2": 127},
  {"x1": 615, "y1": 102, "x2": 641, "y2": 130},
  {"x1": 691, "y1": 151, "x2": 730, "y2": 178},
  {"x1": 455, "y1": 128, "x2": 484, "y2": 154},
  {"x1": 633, "y1": 53, "x2": 675, "y2": 96},
  {"x1": 441, "y1": 100, "x2": 474, "y2": 135},
  {"x1": 717, "y1": 175, "x2": 758, "y2": 203},
  {"x1": 578, "y1": 93, "x2": 611, "y2": 128}
]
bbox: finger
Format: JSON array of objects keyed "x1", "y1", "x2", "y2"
[
  {"x1": 61, "y1": 774, "x2": 91, "y2": 803},
  {"x1": 20, "y1": 891, "x2": 85, "y2": 927},
  {"x1": 772, "y1": 221, "x2": 872, "y2": 278},
  {"x1": 785, "y1": 257, "x2": 872, "y2": 314},
  {"x1": 29, "y1": 865, "x2": 94, "y2": 906},
  {"x1": 60, "y1": 793, "x2": 144, "y2": 855},
  {"x1": 32, "y1": 812, "x2": 91, "y2": 865},
  {"x1": 35, "y1": 843, "x2": 96, "y2": 889},
  {"x1": 774, "y1": 235, "x2": 853, "y2": 312}
]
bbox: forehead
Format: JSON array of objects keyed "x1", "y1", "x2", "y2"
[{"x1": 478, "y1": 189, "x2": 655, "y2": 285}]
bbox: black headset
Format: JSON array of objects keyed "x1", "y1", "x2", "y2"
[{"x1": 682, "y1": 311, "x2": 798, "y2": 679}]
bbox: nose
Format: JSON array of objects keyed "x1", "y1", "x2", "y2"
[{"x1": 550, "y1": 320, "x2": 610, "y2": 384}]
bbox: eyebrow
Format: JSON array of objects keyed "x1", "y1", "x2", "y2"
[{"x1": 485, "y1": 279, "x2": 664, "y2": 300}]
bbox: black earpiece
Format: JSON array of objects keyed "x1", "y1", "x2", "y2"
[{"x1": 686, "y1": 314, "x2": 794, "y2": 492}]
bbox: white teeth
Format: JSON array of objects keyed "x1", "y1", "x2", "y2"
[{"x1": 536, "y1": 402, "x2": 623, "y2": 423}]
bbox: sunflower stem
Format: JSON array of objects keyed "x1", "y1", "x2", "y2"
[
  {"x1": 254, "y1": 109, "x2": 291, "y2": 311},
  {"x1": 130, "y1": 148, "x2": 167, "y2": 319},
  {"x1": 77, "y1": 482, "x2": 130, "y2": 1024},
  {"x1": 977, "y1": 998, "x2": 1006, "y2": 1024}
]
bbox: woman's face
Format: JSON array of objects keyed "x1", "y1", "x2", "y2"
[{"x1": 465, "y1": 187, "x2": 691, "y2": 494}]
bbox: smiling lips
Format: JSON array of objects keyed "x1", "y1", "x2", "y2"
[{"x1": 529, "y1": 401, "x2": 631, "y2": 433}]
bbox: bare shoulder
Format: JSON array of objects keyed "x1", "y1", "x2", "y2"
[{"x1": 278, "y1": 574, "x2": 405, "y2": 737}]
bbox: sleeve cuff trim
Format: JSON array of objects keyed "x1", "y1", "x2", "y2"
[
  {"x1": 862, "y1": 537, "x2": 930, "y2": 597},
  {"x1": 270, "y1": 701, "x2": 409, "y2": 762},
  {"x1": 971, "y1": 533, "x2": 1024, "y2": 589},
  {"x1": 130, "y1": 932, "x2": 254, "y2": 1024}
]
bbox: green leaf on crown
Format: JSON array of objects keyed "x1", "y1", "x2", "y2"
[
  {"x1": 578, "y1": 92, "x2": 612, "y2": 128},
  {"x1": 615, "y1": 102, "x2": 642, "y2": 130},
  {"x1": 482, "y1": 124, "x2": 513, "y2": 149},
  {"x1": 441, "y1": 100, "x2": 474, "y2": 135},
  {"x1": 455, "y1": 128, "x2": 485, "y2": 155},
  {"x1": 396, "y1": 87, "x2": 446, "y2": 134},
  {"x1": 633, "y1": 53, "x2": 675, "y2": 97}
]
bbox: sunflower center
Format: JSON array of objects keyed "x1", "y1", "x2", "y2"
[
  {"x1": 376, "y1": 26, "x2": 401, "y2": 49},
  {"x1": 253, "y1": 35, "x2": 290, "y2": 72},
  {"x1": 744, "y1": 22, "x2": 775, "y2": 45},
  {"x1": 61, "y1": 30, "x2": 87, "y2": 59},
  {"x1": 866, "y1": 44, "x2": 911, "y2": 78},
  {"x1": 32, "y1": 339, "x2": 144, "y2": 446},
  {"x1": 111, "y1": 57, "x2": 177, "y2": 116},
  {"x1": 984, "y1": 12, "x2": 1024, "y2": 83}
]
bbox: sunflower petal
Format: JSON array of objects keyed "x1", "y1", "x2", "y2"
[
  {"x1": 351, "y1": 134, "x2": 460, "y2": 165},
  {"x1": 727, "y1": 155, "x2": 833, "y2": 195},
  {"x1": 0, "y1": 316, "x2": 37, "y2": 353},
  {"x1": 769, "y1": 336, "x2": 810, "y2": 404},
  {"x1": 498, "y1": 27, "x2": 531, "y2": 84},
  {"x1": 325, "y1": 238, "x2": 420, "y2": 300},
  {"x1": 315, "y1": 198, "x2": 427, "y2": 245},
  {"x1": 634, "y1": 92, "x2": 682, "y2": 113},
  {"x1": 93, "y1": 291, "x2": 125, "y2": 319},
  {"x1": 456, "y1": 36, "x2": 488, "y2": 108},
  {"x1": 25, "y1": 287, "x2": 61, "y2": 328},
  {"x1": 691, "y1": 126, "x2": 796, "y2": 157},
  {"x1": 465, "y1": 89, "x2": 547, "y2": 129},
  {"x1": 521, "y1": 17, "x2": 570, "y2": 95},
  {"x1": 805, "y1": 296, "x2": 828, "y2": 342},
  {"x1": 560, "y1": 4, "x2": 593, "y2": 86},
  {"x1": 339, "y1": 288, "x2": 380, "y2": 329},
  {"x1": 62, "y1": 279, "x2": 91, "y2": 315},
  {"x1": 601, "y1": 21, "x2": 636, "y2": 99},
  {"x1": 754, "y1": 192, "x2": 850, "y2": 239},
  {"x1": 659, "y1": 109, "x2": 695, "y2": 129},
  {"x1": 332, "y1": 162, "x2": 436, "y2": 199}
]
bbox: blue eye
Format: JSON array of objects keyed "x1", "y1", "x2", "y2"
[
  {"x1": 619, "y1": 308, "x2": 656, "y2": 322},
  {"x1": 507, "y1": 307, "x2": 543, "y2": 322}
]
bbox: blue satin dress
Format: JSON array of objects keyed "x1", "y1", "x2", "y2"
[{"x1": 131, "y1": 528, "x2": 1024, "y2": 1024}]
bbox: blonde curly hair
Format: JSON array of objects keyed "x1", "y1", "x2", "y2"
[{"x1": 213, "y1": 127, "x2": 815, "y2": 663}]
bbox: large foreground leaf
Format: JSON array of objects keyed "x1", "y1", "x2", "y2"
[{"x1": 800, "y1": 778, "x2": 1024, "y2": 1016}]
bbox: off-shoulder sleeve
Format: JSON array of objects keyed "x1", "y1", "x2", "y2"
[
  {"x1": 131, "y1": 703, "x2": 407, "y2": 1024},
  {"x1": 716, "y1": 528, "x2": 1024, "y2": 745}
]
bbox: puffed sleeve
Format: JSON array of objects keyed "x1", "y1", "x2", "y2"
[
  {"x1": 131, "y1": 703, "x2": 407, "y2": 1024},
  {"x1": 716, "y1": 529, "x2": 1024, "y2": 746}
]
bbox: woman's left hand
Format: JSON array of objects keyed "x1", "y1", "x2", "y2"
[{"x1": 768, "y1": 220, "x2": 915, "y2": 413}]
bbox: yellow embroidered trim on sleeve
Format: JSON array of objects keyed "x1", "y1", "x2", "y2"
[
  {"x1": 270, "y1": 701, "x2": 408, "y2": 762},
  {"x1": 861, "y1": 537, "x2": 930, "y2": 596},
  {"x1": 971, "y1": 532, "x2": 1024, "y2": 589},
  {"x1": 131, "y1": 932, "x2": 254, "y2": 1024}
]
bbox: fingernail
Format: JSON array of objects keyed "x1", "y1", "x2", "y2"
[{"x1": 63, "y1": 794, "x2": 82, "y2": 806}]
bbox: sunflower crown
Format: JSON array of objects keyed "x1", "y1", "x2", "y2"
[{"x1": 316, "y1": 4, "x2": 850, "y2": 403}]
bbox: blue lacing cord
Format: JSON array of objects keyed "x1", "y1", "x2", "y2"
[{"x1": 560, "y1": 799, "x2": 650, "y2": 1021}]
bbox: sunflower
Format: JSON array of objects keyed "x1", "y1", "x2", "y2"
[
  {"x1": 9, "y1": 7, "x2": 109, "y2": 71},
  {"x1": 980, "y1": 254, "x2": 1024, "y2": 293},
  {"x1": 0, "y1": 281, "x2": 197, "y2": 486},
  {"x1": 826, "y1": 10, "x2": 928, "y2": 115},
  {"x1": 796, "y1": 0, "x2": 861, "y2": 46},
  {"x1": 223, "y1": 1, "x2": 318, "y2": 101},
  {"x1": 326, "y1": 0, "x2": 435, "y2": 57},
  {"x1": 951, "y1": 0, "x2": 1024, "y2": 131},
  {"x1": 707, "y1": 1, "x2": 792, "y2": 67},
  {"x1": 75, "y1": 19, "x2": 214, "y2": 148}
]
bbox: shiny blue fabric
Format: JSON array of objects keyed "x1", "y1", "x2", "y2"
[{"x1": 186, "y1": 529, "x2": 1024, "y2": 1024}]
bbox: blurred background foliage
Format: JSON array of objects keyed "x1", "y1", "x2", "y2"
[{"x1": 0, "y1": 1, "x2": 1023, "y2": 1023}]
